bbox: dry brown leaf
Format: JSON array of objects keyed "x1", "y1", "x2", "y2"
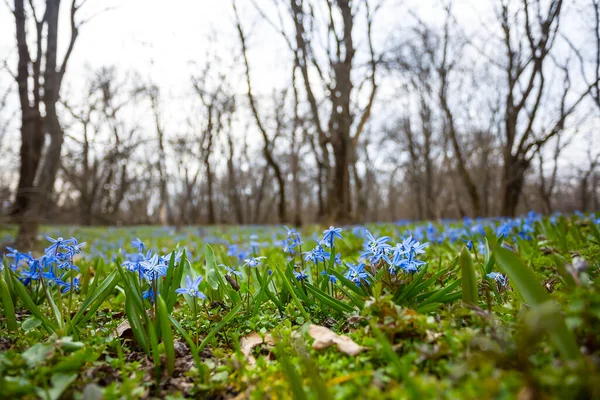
[
  {"x1": 308, "y1": 324, "x2": 363, "y2": 356},
  {"x1": 240, "y1": 332, "x2": 275, "y2": 366},
  {"x1": 109, "y1": 320, "x2": 133, "y2": 340}
]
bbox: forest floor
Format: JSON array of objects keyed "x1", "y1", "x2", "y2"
[{"x1": 0, "y1": 214, "x2": 599, "y2": 399}]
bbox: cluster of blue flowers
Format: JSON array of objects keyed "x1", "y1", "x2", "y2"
[
  {"x1": 282, "y1": 226, "x2": 303, "y2": 256},
  {"x1": 360, "y1": 230, "x2": 429, "y2": 275},
  {"x1": 5, "y1": 236, "x2": 85, "y2": 293},
  {"x1": 121, "y1": 238, "x2": 182, "y2": 302}
]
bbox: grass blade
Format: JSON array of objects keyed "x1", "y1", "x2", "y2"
[
  {"x1": 0, "y1": 271, "x2": 17, "y2": 332},
  {"x1": 197, "y1": 302, "x2": 242, "y2": 353},
  {"x1": 460, "y1": 247, "x2": 478, "y2": 305},
  {"x1": 156, "y1": 297, "x2": 175, "y2": 375},
  {"x1": 9, "y1": 271, "x2": 57, "y2": 333}
]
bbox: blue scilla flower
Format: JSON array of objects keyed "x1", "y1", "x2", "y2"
[
  {"x1": 132, "y1": 238, "x2": 146, "y2": 253},
  {"x1": 303, "y1": 244, "x2": 329, "y2": 264},
  {"x1": 67, "y1": 237, "x2": 86, "y2": 255},
  {"x1": 141, "y1": 254, "x2": 168, "y2": 280},
  {"x1": 163, "y1": 249, "x2": 183, "y2": 265},
  {"x1": 401, "y1": 236, "x2": 429, "y2": 257},
  {"x1": 391, "y1": 243, "x2": 408, "y2": 266},
  {"x1": 487, "y1": 272, "x2": 507, "y2": 286},
  {"x1": 334, "y1": 253, "x2": 342, "y2": 266},
  {"x1": 462, "y1": 239, "x2": 474, "y2": 251},
  {"x1": 244, "y1": 256, "x2": 266, "y2": 268},
  {"x1": 284, "y1": 226, "x2": 302, "y2": 242},
  {"x1": 320, "y1": 270, "x2": 338, "y2": 283},
  {"x1": 283, "y1": 226, "x2": 303, "y2": 255},
  {"x1": 176, "y1": 275, "x2": 206, "y2": 299},
  {"x1": 143, "y1": 288, "x2": 157, "y2": 303},
  {"x1": 44, "y1": 236, "x2": 67, "y2": 256},
  {"x1": 399, "y1": 258, "x2": 424, "y2": 273},
  {"x1": 361, "y1": 230, "x2": 392, "y2": 263},
  {"x1": 41, "y1": 264, "x2": 62, "y2": 286},
  {"x1": 345, "y1": 262, "x2": 370, "y2": 286},
  {"x1": 60, "y1": 276, "x2": 80, "y2": 294},
  {"x1": 496, "y1": 222, "x2": 514, "y2": 238},
  {"x1": 293, "y1": 269, "x2": 309, "y2": 281},
  {"x1": 364, "y1": 230, "x2": 391, "y2": 250},
  {"x1": 5, "y1": 247, "x2": 33, "y2": 272},
  {"x1": 20, "y1": 259, "x2": 42, "y2": 286},
  {"x1": 219, "y1": 264, "x2": 243, "y2": 277},
  {"x1": 227, "y1": 243, "x2": 239, "y2": 258},
  {"x1": 322, "y1": 226, "x2": 343, "y2": 248}
]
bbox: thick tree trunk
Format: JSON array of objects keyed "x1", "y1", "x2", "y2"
[
  {"x1": 500, "y1": 156, "x2": 529, "y2": 217},
  {"x1": 580, "y1": 176, "x2": 589, "y2": 212},
  {"x1": 330, "y1": 137, "x2": 352, "y2": 223},
  {"x1": 12, "y1": 0, "x2": 44, "y2": 217}
]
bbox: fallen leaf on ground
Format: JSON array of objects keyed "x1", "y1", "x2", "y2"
[
  {"x1": 240, "y1": 332, "x2": 275, "y2": 365},
  {"x1": 110, "y1": 320, "x2": 132, "y2": 340},
  {"x1": 309, "y1": 324, "x2": 363, "y2": 356}
]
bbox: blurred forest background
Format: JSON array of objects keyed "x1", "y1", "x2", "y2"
[{"x1": 0, "y1": 0, "x2": 599, "y2": 245}]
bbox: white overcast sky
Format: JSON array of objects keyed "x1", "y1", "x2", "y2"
[
  {"x1": 0, "y1": 0, "x2": 490, "y2": 101},
  {"x1": 0, "y1": 0, "x2": 596, "y2": 179}
]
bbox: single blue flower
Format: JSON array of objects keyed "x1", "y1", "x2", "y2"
[
  {"x1": 293, "y1": 269, "x2": 309, "y2": 281},
  {"x1": 132, "y1": 238, "x2": 146, "y2": 253},
  {"x1": 345, "y1": 262, "x2": 371, "y2": 286},
  {"x1": 462, "y1": 239, "x2": 473, "y2": 251},
  {"x1": 219, "y1": 264, "x2": 243, "y2": 277},
  {"x1": 334, "y1": 253, "x2": 342, "y2": 266},
  {"x1": 143, "y1": 288, "x2": 157, "y2": 303},
  {"x1": 45, "y1": 236, "x2": 66, "y2": 257},
  {"x1": 322, "y1": 226, "x2": 343, "y2": 247},
  {"x1": 20, "y1": 259, "x2": 42, "y2": 285},
  {"x1": 175, "y1": 275, "x2": 206, "y2": 299},
  {"x1": 320, "y1": 270, "x2": 338, "y2": 283},
  {"x1": 487, "y1": 272, "x2": 507, "y2": 286},
  {"x1": 243, "y1": 256, "x2": 266, "y2": 268},
  {"x1": 60, "y1": 276, "x2": 81, "y2": 294}
]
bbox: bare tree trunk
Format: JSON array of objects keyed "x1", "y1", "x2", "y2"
[
  {"x1": 500, "y1": 155, "x2": 529, "y2": 216},
  {"x1": 12, "y1": 0, "x2": 45, "y2": 218}
]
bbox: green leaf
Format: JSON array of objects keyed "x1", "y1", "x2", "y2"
[
  {"x1": 274, "y1": 266, "x2": 311, "y2": 322},
  {"x1": 168, "y1": 315, "x2": 204, "y2": 370},
  {"x1": 166, "y1": 251, "x2": 187, "y2": 312},
  {"x1": 22, "y1": 342, "x2": 54, "y2": 368},
  {"x1": 494, "y1": 246, "x2": 580, "y2": 360},
  {"x1": 124, "y1": 296, "x2": 149, "y2": 354},
  {"x1": 254, "y1": 267, "x2": 284, "y2": 313},
  {"x1": 304, "y1": 283, "x2": 354, "y2": 313},
  {"x1": 68, "y1": 269, "x2": 120, "y2": 333},
  {"x1": 8, "y1": 271, "x2": 57, "y2": 333},
  {"x1": 0, "y1": 271, "x2": 17, "y2": 332},
  {"x1": 36, "y1": 373, "x2": 77, "y2": 400},
  {"x1": 460, "y1": 247, "x2": 478, "y2": 305},
  {"x1": 22, "y1": 317, "x2": 42, "y2": 332},
  {"x1": 156, "y1": 297, "x2": 175, "y2": 375},
  {"x1": 276, "y1": 346, "x2": 308, "y2": 400},
  {"x1": 205, "y1": 244, "x2": 220, "y2": 290}
]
